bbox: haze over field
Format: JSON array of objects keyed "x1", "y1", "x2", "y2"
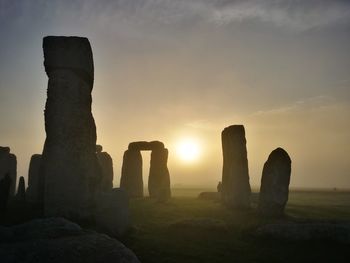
[{"x1": 0, "y1": 0, "x2": 349, "y2": 189}]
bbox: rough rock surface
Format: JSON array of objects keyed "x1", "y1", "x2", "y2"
[
  {"x1": 95, "y1": 188, "x2": 130, "y2": 237},
  {"x1": 256, "y1": 222, "x2": 350, "y2": 244},
  {"x1": 26, "y1": 154, "x2": 42, "y2": 204},
  {"x1": 96, "y1": 147, "x2": 114, "y2": 192},
  {"x1": 258, "y1": 147, "x2": 291, "y2": 216},
  {"x1": 0, "y1": 146, "x2": 17, "y2": 197},
  {"x1": 41, "y1": 36, "x2": 101, "y2": 219},
  {"x1": 148, "y1": 148, "x2": 171, "y2": 200},
  {"x1": 221, "y1": 125, "x2": 251, "y2": 208},
  {"x1": 0, "y1": 217, "x2": 140, "y2": 263},
  {"x1": 120, "y1": 150, "x2": 143, "y2": 198}
]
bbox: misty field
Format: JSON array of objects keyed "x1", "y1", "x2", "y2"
[{"x1": 123, "y1": 189, "x2": 350, "y2": 263}]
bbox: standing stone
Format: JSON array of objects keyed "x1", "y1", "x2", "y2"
[
  {"x1": 148, "y1": 148, "x2": 171, "y2": 201},
  {"x1": 120, "y1": 150, "x2": 143, "y2": 198},
  {"x1": 95, "y1": 188, "x2": 130, "y2": 237},
  {"x1": 41, "y1": 36, "x2": 101, "y2": 219},
  {"x1": 16, "y1": 176, "x2": 26, "y2": 202},
  {"x1": 0, "y1": 146, "x2": 17, "y2": 197},
  {"x1": 96, "y1": 145, "x2": 114, "y2": 192},
  {"x1": 221, "y1": 125, "x2": 251, "y2": 208},
  {"x1": 0, "y1": 173, "x2": 11, "y2": 211},
  {"x1": 26, "y1": 154, "x2": 42, "y2": 204},
  {"x1": 258, "y1": 148, "x2": 292, "y2": 217}
]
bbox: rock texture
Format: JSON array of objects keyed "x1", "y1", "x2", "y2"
[
  {"x1": 148, "y1": 148, "x2": 171, "y2": 201},
  {"x1": 258, "y1": 147, "x2": 291, "y2": 216},
  {"x1": 0, "y1": 146, "x2": 17, "y2": 197},
  {"x1": 256, "y1": 222, "x2": 350, "y2": 244},
  {"x1": 41, "y1": 36, "x2": 101, "y2": 220},
  {"x1": 221, "y1": 125, "x2": 251, "y2": 208},
  {"x1": 96, "y1": 145, "x2": 114, "y2": 192},
  {"x1": 26, "y1": 154, "x2": 43, "y2": 204},
  {"x1": 120, "y1": 150, "x2": 143, "y2": 198},
  {"x1": 0, "y1": 217, "x2": 140, "y2": 263},
  {"x1": 95, "y1": 188, "x2": 130, "y2": 237}
]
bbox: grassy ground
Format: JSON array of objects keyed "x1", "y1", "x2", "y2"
[{"x1": 122, "y1": 189, "x2": 350, "y2": 263}]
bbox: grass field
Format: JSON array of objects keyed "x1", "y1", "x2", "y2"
[{"x1": 122, "y1": 188, "x2": 350, "y2": 263}]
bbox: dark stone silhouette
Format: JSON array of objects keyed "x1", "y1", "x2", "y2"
[
  {"x1": 0, "y1": 173, "x2": 11, "y2": 211},
  {"x1": 96, "y1": 145, "x2": 114, "y2": 192},
  {"x1": 95, "y1": 188, "x2": 130, "y2": 237},
  {"x1": 41, "y1": 36, "x2": 101, "y2": 220},
  {"x1": 26, "y1": 154, "x2": 42, "y2": 204},
  {"x1": 149, "y1": 148, "x2": 171, "y2": 201},
  {"x1": 120, "y1": 149, "x2": 143, "y2": 198},
  {"x1": 221, "y1": 125, "x2": 251, "y2": 208},
  {"x1": 0, "y1": 218, "x2": 140, "y2": 263},
  {"x1": 0, "y1": 146, "x2": 17, "y2": 197},
  {"x1": 120, "y1": 141, "x2": 171, "y2": 199},
  {"x1": 16, "y1": 176, "x2": 26, "y2": 202},
  {"x1": 258, "y1": 147, "x2": 291, "y2": 217}
]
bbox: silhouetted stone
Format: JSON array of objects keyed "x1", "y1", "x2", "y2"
[
  {"x1": 221, "y1": 125, "x2": 251, "y2": 208},
  {"x1": 0, "y1": 217, "x2": 140, "y2": 263},
  {"x1": 0, "y1": 146, "x2": 17, "y2": 197},
  {"x1": 148, "y1": 148, "x2": 171, "y2": 200},
  {"x1": 96, "y1": 145, "x2": 114, "y2": 192},
  {"x1": 258, "y1": 147, "x2": 291, "y2": 217},
  {"x1": 26, "y1": 154, "x2": 43, "y2": 204},
  {"x1": 41, "y1": 36, "x2": 101, "y2": 220},
  {"x1": 0, "y1": 174, "x2": 11, "y2": 211},
  {"x1": 16, "y1": 176, "x2": 26, "y2": 202},
  {"x1": 120, "y1": 150, "x2": 143, "y2": 198},
  {"x1": 128, "y1": 140, "x2": 164, "y2": 151},
  {"x1": 95, "y1": 188, "x2": 130, "y2": 237}
]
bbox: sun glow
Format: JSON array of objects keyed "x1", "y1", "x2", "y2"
[{"x1": 176, "y1": 138, "x2": 201, "y2": 162}]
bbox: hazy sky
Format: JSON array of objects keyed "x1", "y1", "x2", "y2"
[{"x1": 1, "y1": 0, "x2": 349, "y2": 189}]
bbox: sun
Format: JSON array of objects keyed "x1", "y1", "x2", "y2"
[{"x1": 176, "y1": 138, "x2": 201, "y2": 162}]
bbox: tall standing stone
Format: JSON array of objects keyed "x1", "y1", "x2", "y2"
[
  {"x1": 148, "y1": 148, "x2": 171, "y2": 201},
  {"x1": 41, "y1": 36, "x2": 101, "y2": 219},
  {"x1": 26, "y1": 154, "x2": 43, "y2": 204},
  {"x1": 120, "y1": 150, "x2": 143, "y2": 198},
  {"x1": 0, "y1": 146, "x2": 17, "y2": 197},
  {"x1": 16, "y1": 176, "x2": 26, "y2": 202},
  {"x1": 258, "y1": 148, "x2": 292, "y2": 217},
  {"x1": 221, "y1": 125, "x2": 251, "y2": 208},
  {"x1": 96, "y1": 145, "x2": 114, "y2": 192}
]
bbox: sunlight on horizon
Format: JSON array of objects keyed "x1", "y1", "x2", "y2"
[{"x1": 175, "y1": 138, "x2": 201, "y2": 163}]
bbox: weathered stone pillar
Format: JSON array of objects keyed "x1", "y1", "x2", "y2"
[
  {"x1": 16, "y1": 176, "x2": 26, "y2": 202},
  {"x1": 0, "y1": 146, "x2": 17, "y2": 197},
  {"x1": 148, "y1": 148, "x2": 171, "y2": 201},
  {"x1": 41, "y1": 36, "x2": 101, "y2": 219},
  {"x1": 26, "y1": 154, "x2": 42, "y2": 204},
  {"x1": 96, "y1": 145, "x2": 114, "y2": 192},
  {"x1": 120, "y1": 150, "x2": 143, "y2": 198},
  {"x1": 258, "y1": 148, "x2": 292, "y2": 217},
  {"x1": 221, "y1": 125, "x2": 251, "y2": 208}
]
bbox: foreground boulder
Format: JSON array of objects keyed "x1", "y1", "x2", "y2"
[
  {"x1": 0, "y1": 217, "x2": 140, "y2": 263},
  {"x1": 221, "y1": 125, "x2": 251, "y2": 208},
  {"x1": 258, "y1": 147, "x2": 291, "y2": 216},
  {"x1": 41, "y1": 36, "x2": 101, "y2": 220}
]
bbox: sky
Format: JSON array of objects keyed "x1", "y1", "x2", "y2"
[{"x1": 0, "y1": 0, "x2": 349, "y2": 189}]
